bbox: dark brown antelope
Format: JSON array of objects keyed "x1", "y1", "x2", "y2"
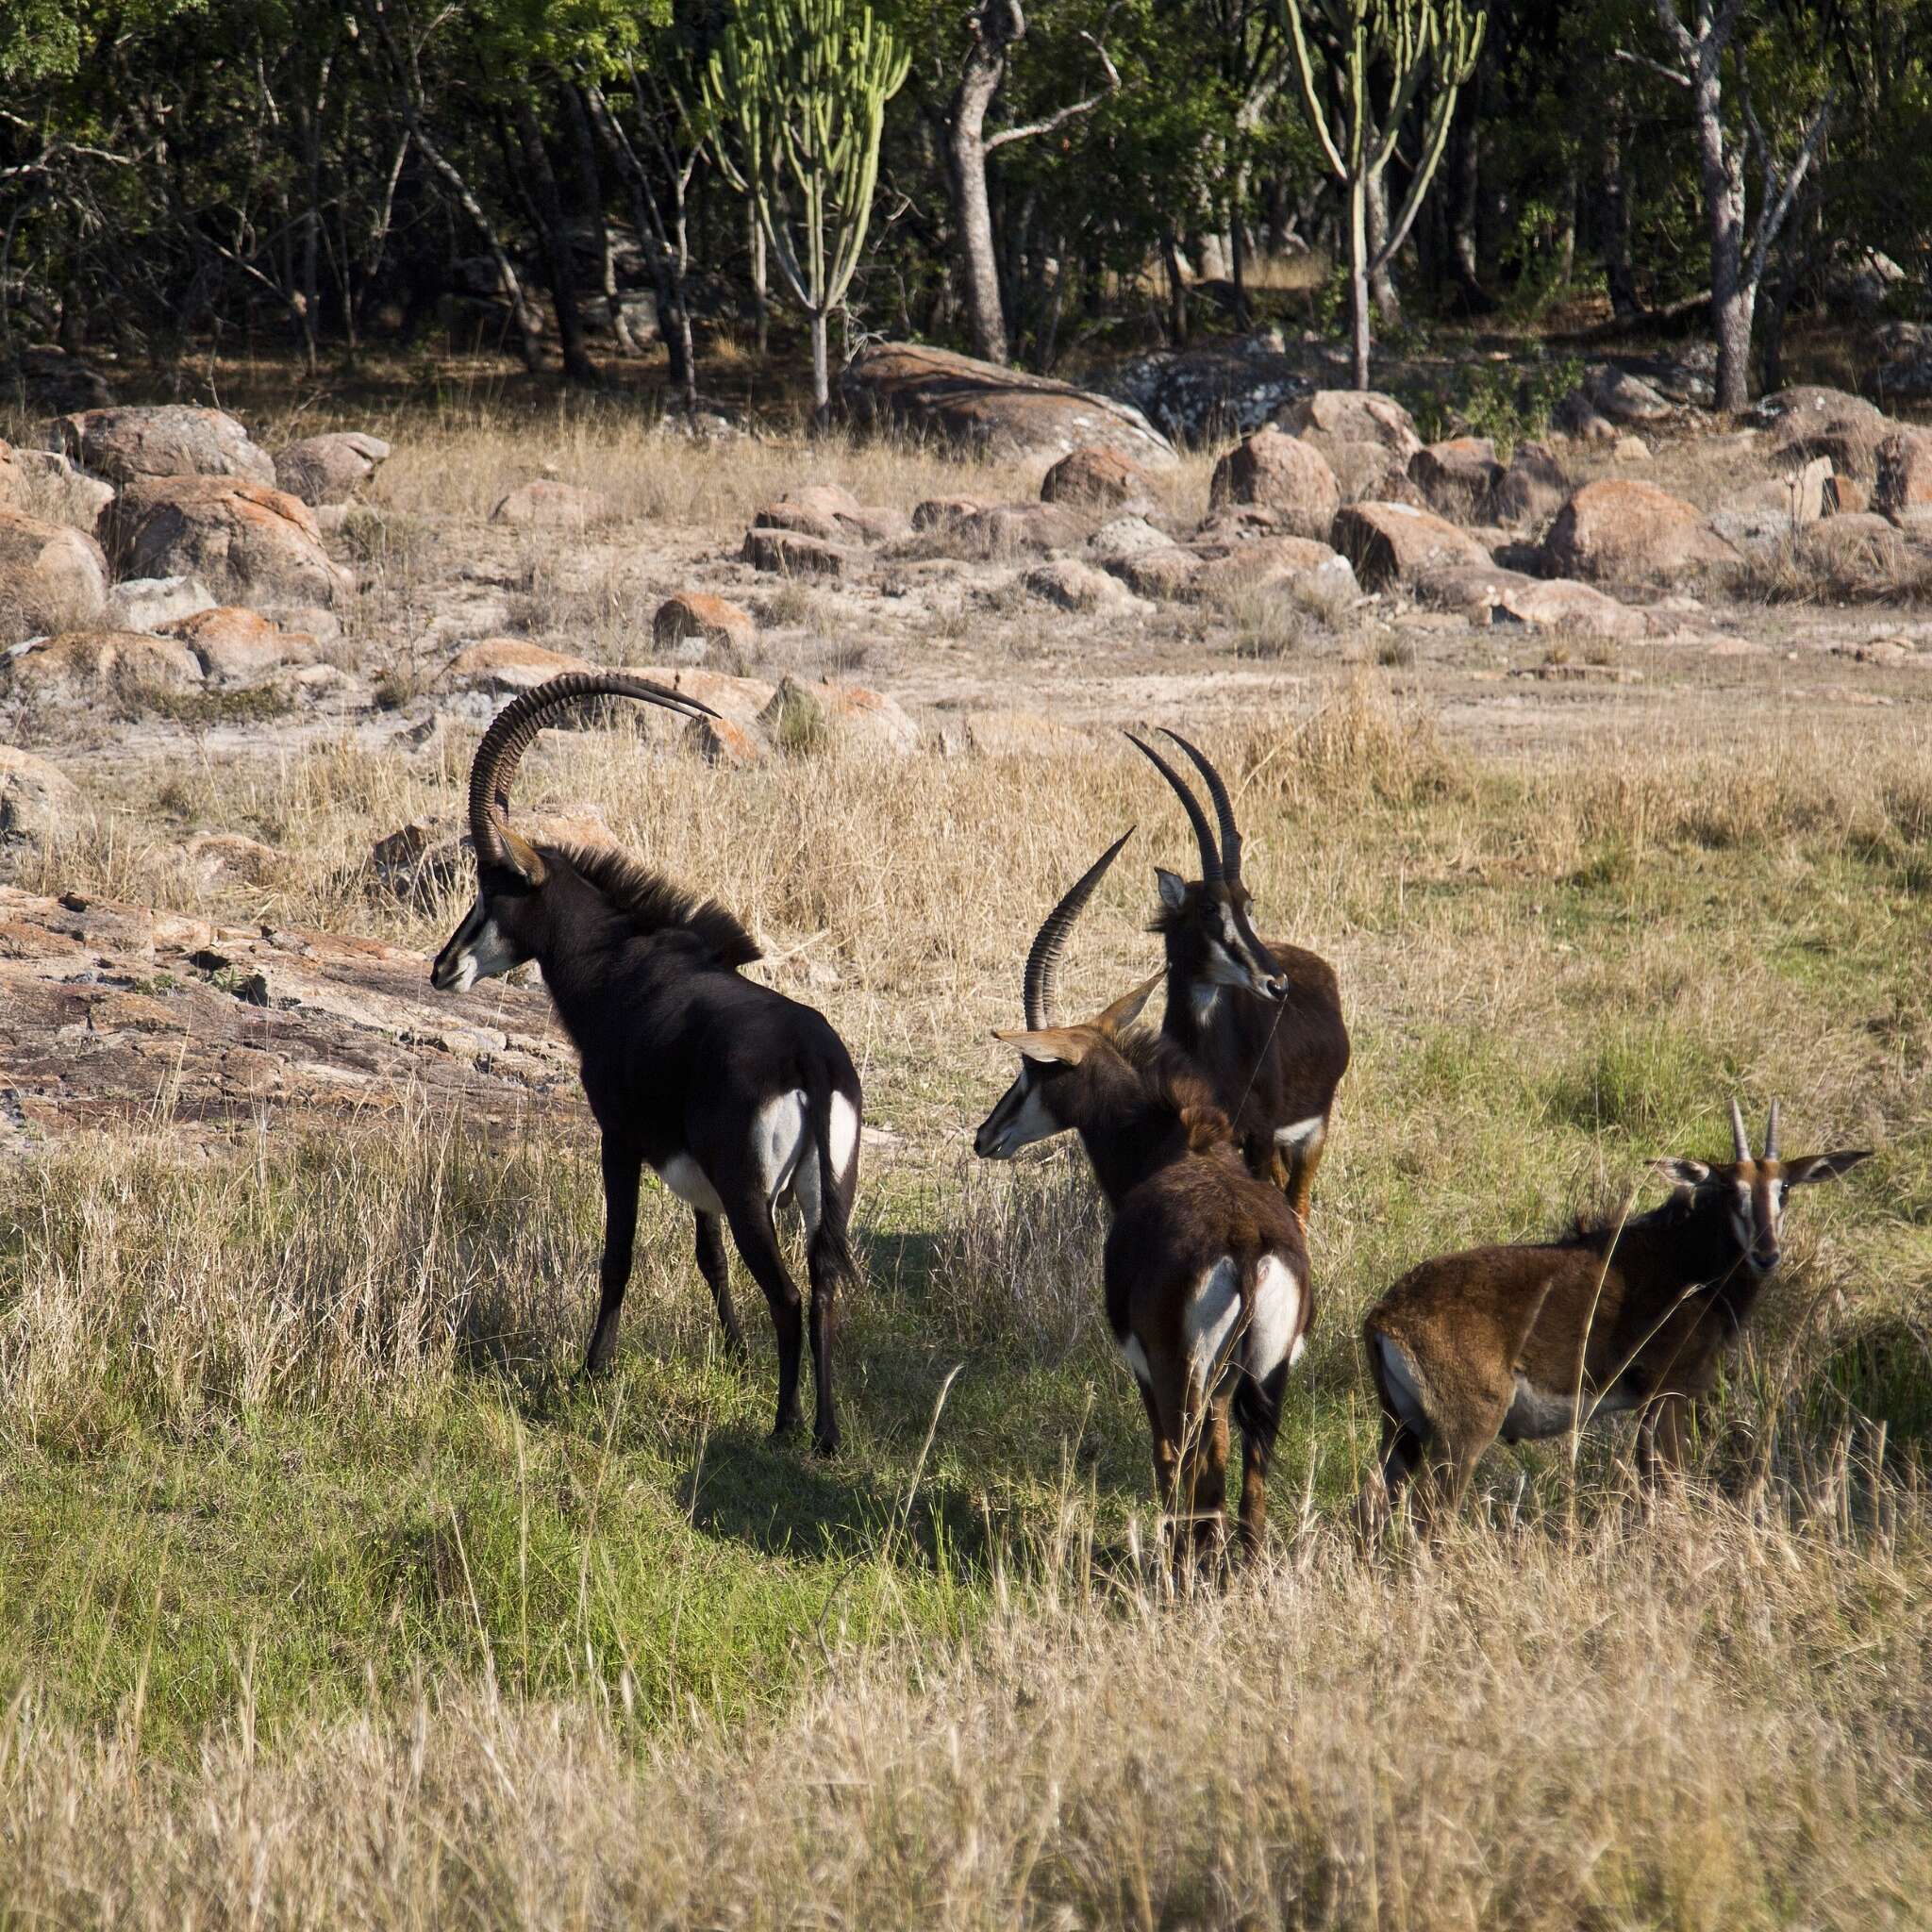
[
  {"x1": 1127, "y1": 728, "x2": 1349, "y2": 1226},
  {"x1": 431, "y1": 672, "x2": 865, "y2": 1454},
  {"x1": 974, "y1": 831, "x2": 1313, "y2": 1572},
  {"x1": 1358, "y1": 1100, "x2": 1870, "y2": 1530}
]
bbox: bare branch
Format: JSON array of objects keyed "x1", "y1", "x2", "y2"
[
  {"x1": 982, "y1": 29, "x2": 1120, "y2": 151},
  {"x1": 1613, "y1": 46, "x2": 1692, "y2": 90}
]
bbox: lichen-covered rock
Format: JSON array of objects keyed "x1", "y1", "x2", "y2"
[
  {"x1": 1208, "y1": 427, "x2": 1341, "y2": 541},
  {"x1": 0, "y1": 746, "x2": 83, "y2": 846},
  {"x1": 1759, "y1": 387, "x2": 1894, "y2": 481},
  {"x1": 1331, "y1": 501, "x2": 1489, "y2": 590},
  {"x1": 114, "y1": 475, "x2": 353, "y2": 606},
  {"x1": 1409, "y1": 438, "x2": 1504, "y2": 518},
  {"x1": 274, "y1": 432, "x2": 392, "y2": 506},
  {"x1": 1276, "y1": 390, "x2": 1422, "y2": 462},
  {"x1": 158, "y1": 606, "x2": 318, "y2": 685},
  {"x1": 1102, "y1": 335, "x2": 1312, "y2": 443},
  {"x1": 758, "y1": 676, "x2": 918, "y2": 757},
  {"x1": 1041, "y1": 446, "x2": 1158, "y2": 508},
  {"x1": 1874, "y1": 429, "x2": 1932, "y2": 515},
  {"x1": 1541, "y1": 479, "x2": 1740, "y2": 584},
  {"x1": 840, "y1": 341, "x2": 1177, "y2": 469},
  {"x1": 0, "y1": 506, "x2": 108, "y2": 634},
  {"x1": 106, "y1": 575, "x2": 216, "y2": 633},
  {"x1": 439, "y1": 638, "x2": 594, "y2": 695},
  {"x1": 653, "y1": 592, "x2": 755, "y2": 659},
  {"x1": 1023, "y1": 558, "x2": 1154, "y2": 615},
  {"x1": 741, "y1": 527, "x2": 858, "y2": 578},
  {"x1": 2, "y1": 629, "x2": 203, "y2": 704},
  {"x1": 53, "y1": 406, "x2": 275, "y2": 486}
]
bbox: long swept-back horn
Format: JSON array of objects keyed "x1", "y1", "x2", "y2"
[
  {"x1": 1764, "y1": 1098, "x2": 1781, "y2": 1162},
  {"x1": 1124, "y1": 732, "x2": 1222, "y2": 885},
  {"x1": 1158, "y1": 727, "x2": 1243, "y2": 881},
  {"x1": 1024, "y1": 829, "x2": 1134, "y2": 1030},
  {"x1": 467, "y1": 672, "x2": 716, "y2": 869},
  {"x1": 1729, "y1": 1097, "x2": 1751, "y2": 1163}
]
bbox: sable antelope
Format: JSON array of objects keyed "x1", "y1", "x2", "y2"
[
  {"x1": 432, "y1": 672, "x2": 864, "y2": 1454},
  {"x1": 1126, "y1": 729, "x2": 1349, "y2": 1226},
  {"x1": 1359, "y1": 1101, "x2": 1870, "y2": 1530},
  {"x1": 974, "y1": 832, "x2": 1312, "y2": 1571}
]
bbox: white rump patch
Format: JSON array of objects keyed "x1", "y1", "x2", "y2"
[
  {"x1": 753, "y1": 1090, "x2": 811, "y2": 1209},
  {"x1": 828, "y1": 1091, "x2": 860, "y2": 1182},
  {"x1": 1374, "y1": 1333, "x2": 1429, "y2": 1432},
  {"x1": 1121, "y1": 1335, "x2": 1154, "y2": 1388},
  {"x1": 1184, "y1": 1257, "x2": 1243, "y2": 1388},
  {"x1": 1245, "y1": 1254, "x2": 1303, "y2": 1381},
  {"x1": 658, "y1": 1153, "x2": 724, "y2": 1217},
  {"x1": 1275, "y1": 1114, "x2": 1325, "y2": 1151}
]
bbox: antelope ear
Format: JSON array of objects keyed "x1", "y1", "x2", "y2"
[
  {"x1": 1155, "y1": 867, "x2": 1187, "y2": 911},
  {"x1": 1651, "y1": 1158, "x2": 1710, "y2": 1191},
  {"x1": 502, "y1": 826, "x2": 546, "y2": 885},
  {"x1": 993, "y1": 1027, "x2": 1090, "y2": 1066},
  {"x1": 1782, "y1": 1149, "x2": 1873, "y2": 1186},
  {"x1": 1096, "y1": 970, "x2": 1162, "y2": 1034}
]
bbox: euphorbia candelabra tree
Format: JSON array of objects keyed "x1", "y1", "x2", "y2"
[
  {"x1": 1283, "y1": 0, "x2": 1485, "y2": 390},
  {"x1": 703, "y1": 0, "x2": 909, "y2": 423}
]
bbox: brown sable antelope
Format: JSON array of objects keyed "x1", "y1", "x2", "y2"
[
  {"x1": 431, "y1": 672, "x2": 865, "y2": 1454},
  {"x1": 1126, "y1": 728, "x2": 1349, "y2": 1226},
  {"x1": 974, "y1": 831, "x2": 1313, "y2": 1572},
  {"x1": 1359, "y1": 1100, "x2": 1871, "y2": 1530}
]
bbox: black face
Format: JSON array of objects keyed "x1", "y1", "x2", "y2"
[
  {"x1": 429, "y1": 869, "x2": 539, "y2": 991},
  {"x1": 1156, "y1": 871, "x2": 1288, "y2": 1003},
  {"x1": 974, "y1": 1055, "x2": 1074, "y2": 1159}
]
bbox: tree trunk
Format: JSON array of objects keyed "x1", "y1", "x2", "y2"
[
  {"x1": 809, "y1": 309, "x2": 830, "y2": 423},
  {"x1": 1348, "y1": 174, "x2": 1372, "y2": 390},
  {"x1": 1160, "y1": 231, "x2": 1189, "y2": 345},
  {"x1": 514, "y1": 96, "x2": 598, "y2": 386},
  {"x1": 1599, "y1": 122, "x2": 1641, "y2": 319},
  {"x1": 1689, "y1": 53, "x2": 1749, "y2": 410},
  {"x1": 562, "y1": 83, "x2": 637, "y2": 355},
  {"x1": 947, "y1": 7, "x2": 1015, "y2": 364},
  {"x1": 1365, "y1": 157, "x2": 1401, "y2": 325},
  {"x1": 749, "y1": 201, "x2": 769, "y2": 358}
]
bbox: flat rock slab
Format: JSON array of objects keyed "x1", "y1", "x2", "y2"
[
  {"x1": 840, "y1": 341, "x2": 1178, "y2": 470},
  {"x1": 0, "y1": 885, "x2": 576, "y2": 1150},
  {"x1": 741, "y1": 527, "x2": 859, "y2": 578}
]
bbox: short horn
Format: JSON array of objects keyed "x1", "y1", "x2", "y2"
[
  {"x1": 1158, "y1": 727, "x2": 1243, "y2": 881},
  {"x1": 1024, "y1": 829, "x2": 1135, "y2": 1030},
  {"x1": 467, "y1": 672, "x2": 715, "y2": 869},
  {"x1": 1729, "y1": 1097, "x2": 1750, "y2": 1163},
  {"x1": 1764, "y1": 1098, "x2": 1780, "y2": 1162},
  {"x1": 1124, "y1": 731, "x2": 1222, "y2": 885}
]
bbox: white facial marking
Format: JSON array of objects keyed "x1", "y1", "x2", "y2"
[
  {"x1": 1190, "y1": 981, "x2": 1222, "y2": 1024},
  {"x1": 438, "y1": 903, "x2": 523, "y2": 991},
  {"x1": 1121, "y1": 1334, "x2": 1154, "y2": 1387},
  {"x1": 1245, "y1": 1254, "x2": 1303, "y2": 1381},
  {"x1": 658, "y1": 1153, "x2": 724, "y2": 1216},
  {"x1": 1275, "y1": 1115, "x2": 1325, "y2": 1151},
  {"x1": 828, "y1": 1091, "x2": 860, "y2": 1182},
  {"x1": 1184, "y1": 1257, "x2": 1243, "y2": 1388},
  {"x1": 753, "y1": 1090, "x2": 811, "y2": 1208},
  {"x1": 981, "y1": 1076, "x2": 1063, "y2": 1158}
]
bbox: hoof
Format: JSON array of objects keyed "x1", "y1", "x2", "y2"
[{"x1": 811, "y1": 1430, "x2": 841, "y2": 1459}]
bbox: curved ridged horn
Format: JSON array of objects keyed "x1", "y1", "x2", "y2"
[
  {"x1": 1158, "y1": 727, "x2": 1243, "y2": 881},
  {"x1": 467, "y1": 672, "x2": 716, "y2": 869},
  {"x1": 1024, "y1": 829, "x2": 1135, "y2": 1030},
  {"x1": 1729, "y1": 1097, "x2": 1751, "y2": 1163},
  {"x1": 1764, "y1": 1098, "x2": 1781, "y2": 1162},
  {"x1": 1124, "y1": 732, "x2": 1222, "y2": 886}
]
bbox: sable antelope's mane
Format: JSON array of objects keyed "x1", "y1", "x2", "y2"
[{"x1": 549, "y1": 842, "x2": 761, "y2": 966}]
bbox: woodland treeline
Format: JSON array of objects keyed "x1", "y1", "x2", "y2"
[{"x1": 2, "y1": 0, "x2": 1927, "y2": 410}]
